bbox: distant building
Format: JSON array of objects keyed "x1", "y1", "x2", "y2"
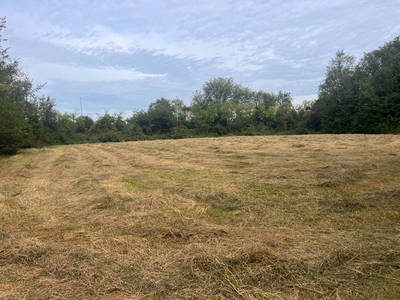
[
  {"x1": 184, "y1": 106, "x2": 194, "y2": 121},
  {"x1": 305, "y1": 106, "x2": 312, "y2": 113}
]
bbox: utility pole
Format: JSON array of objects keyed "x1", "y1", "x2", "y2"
[{"x1": 80, "y1": 97, "x2": 83, "y2": 116}]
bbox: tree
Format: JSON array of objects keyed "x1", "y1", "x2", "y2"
[
  {"x1": 56, "y1": 112, "x2": 78, "y2": 143},
  {"x1": 171, "y1": 98, "x2": 185, "y2": 121},
  {"x1": 127, "y1": 110, "x2": 151, "y2": 134},
  {"x1": 0, "y1": 88, "x2": 32, "y2": 154},
  {"x1": 275, "y1": 102, "x2": 297, "y2": 131},
  {"x1": 277, "y1": 91, "x2": 292, "y2": 105},
  {"x1": 355, "y1": 37, "x2": 400, "y2": 133},
  {"x1": 88, "y1": 111, "x2": 126, "y2": 142},
  {"x1": 251, "y1": 91, "x2": 279, "y2": 125},
  {"x1": 38, "y1": 96, "x2": 58, "y2": 130},
  {"x1": 192, "y1": 77, "x2": 252, "y2": 107},
  {"x1": 0, "y1": 17, "x2": 34, "y2": 152},
  {"x1": 76, "y1": 115, "x2": 94, "y2": 133},
  {"x1": 251, "y1": 90, "x2": 278, "y2": 109},
  {"x1": 313, "y1": 50, "x2": 358, "y2": 132},
  {"x1": 0, "y1": 17, "x2": 36, "y2": 104},
  {"x1": 319, "y1": 50, "x2": 356, "y2": 100},
  {"x1": 147, "y1": 98, "x2": 178, "y2": 134}
]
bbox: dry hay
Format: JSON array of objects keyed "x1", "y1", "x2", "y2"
[{"x1": 0, "y1": 134, "x2": 400, "y2": 299}]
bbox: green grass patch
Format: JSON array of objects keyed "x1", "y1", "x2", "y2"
[{"x1": 117, "y1": 176, "x2": 146, "y2": 190}]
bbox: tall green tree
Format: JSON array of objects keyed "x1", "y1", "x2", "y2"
[
  {"x1": 355, "y1": 37, "x2": 400, "y2": 133},
  {"x1": 313, "y1": 50, "x2": 359, "y2": 132}
]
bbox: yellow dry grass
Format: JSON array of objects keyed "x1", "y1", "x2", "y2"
[{"x1": 0, "y1": 135, "x2": 399, "y2": 299}]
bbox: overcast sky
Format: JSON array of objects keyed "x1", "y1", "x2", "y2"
[{"x1": 2, "y1": 0, "x2": 400, "y2": 118}]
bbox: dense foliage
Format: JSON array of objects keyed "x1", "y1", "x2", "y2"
[
  {"x1": 0, "y1": 16, "x2": 399, "y2": 155},
  {"x1": 313, "y1": 44, "x2": 400, "y2": 133}
]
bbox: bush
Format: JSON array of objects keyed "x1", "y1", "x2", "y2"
[
  {"x1": 170, "y1": 125, "x2": 194, "y2": 139},
  {"x1": 99, "y1": 129, "x2": 124, "y2": 143},
  {"x1": 0, "y1": 144, "x2": 19, "y2": 155},
  {"x1": 32, "y1": 140, "x2": 45, "y2": 148},
  {"x1": 0, "y1": 91, "x2": 32, "y2": 155}
]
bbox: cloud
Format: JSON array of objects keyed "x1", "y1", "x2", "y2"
[
  {"x1": 6, "y1": 11, "x2": 293, "y2": 72},
  {"x1": 43, "y1": 26, "x2": 282, "y2": 72},
  {"x1": 384, "y1": 25, "x2": 400, "y2": 40},
  {"x1": 248, "y1": 77, "x2": 324, "y2": 92},
  {"x1": 23, "y1": 62, "x2": 164, "y2": 83},
  {"x1": 9, "y1": 0, "x2": 397, "y2": 76}
]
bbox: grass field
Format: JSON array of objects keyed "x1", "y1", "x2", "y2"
[{"x1": 0, "y1": 135, "x2": 399, "y2": 299}]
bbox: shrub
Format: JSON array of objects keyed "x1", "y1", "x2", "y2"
[{"x1": 32, "y1": 140, "x2": 45, "y2": 149}]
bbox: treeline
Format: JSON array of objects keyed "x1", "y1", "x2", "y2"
[{"x1": 1, "y1": 16, "x2": 399, "y2": 155}]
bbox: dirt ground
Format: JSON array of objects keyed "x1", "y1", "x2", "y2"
[{"x1": 0, "y1": 135, "x2": 399, "y2": 299}]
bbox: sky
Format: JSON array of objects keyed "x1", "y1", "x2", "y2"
[{"x1": 2, "y1": 0, "x2": 400, "y2": 118}]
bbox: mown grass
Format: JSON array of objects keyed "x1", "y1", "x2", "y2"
[{"x1": 0, "y1": 135, "x2": 399, "y2": 299}]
